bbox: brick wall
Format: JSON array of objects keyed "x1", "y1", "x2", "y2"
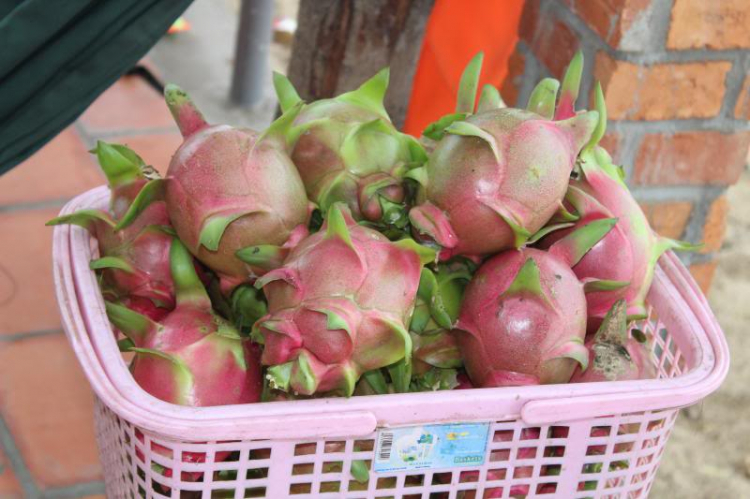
[{"x1": 503, "y1": 0, "x2": 750, "y2": 294}]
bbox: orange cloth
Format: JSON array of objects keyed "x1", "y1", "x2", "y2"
[{"x1": 403, "y1": 0, "x2": 526, "y2": 136}]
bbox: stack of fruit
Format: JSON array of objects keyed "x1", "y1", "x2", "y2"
[{"x1": 49, "y1": 52, "x2": 696, "y2": 408}]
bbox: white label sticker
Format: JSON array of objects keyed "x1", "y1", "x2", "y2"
[{"x1": 373, "y1": 422, "x2": 490, "y2": 473}]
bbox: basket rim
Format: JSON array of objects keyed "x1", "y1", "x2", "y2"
[{"x1": 53, "y1": 186, "x2": 730, "y2": 441}]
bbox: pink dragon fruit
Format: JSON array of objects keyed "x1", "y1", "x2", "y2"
[
  {"x1": 543, "y1": 56, "x2": 698, "y2": 324},
  {"x1": 47, "y1": 141, "x2": 175, "y2": 319},
  {"x1": 163, "y1": 84, "x2": 310, "y2": 293},
  {"x1": 107, "y1": 239, "x2": 262, "y2": 485},
  {"x1": 106, "y1": 239, "x2": 262, "y2": 405},
  {"x1": 456, "y1": 218, "x2": 619, "y2": 387},
  {"x1": 272, "y1": 70, "x2": 427, "y2": 226},
  {"x1": 250, "y1": 204, "x2": 434, "y2": 396},
  {"x1": 407, "y1": 52, "x2": 599, "y2": 260},
  {"x1": 570, "y1": 299, "x2": 657, "y2": 383}
]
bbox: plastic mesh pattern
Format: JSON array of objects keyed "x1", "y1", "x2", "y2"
[{"x1": 93, "y1": 312, "x2": 682, "y2": 498}]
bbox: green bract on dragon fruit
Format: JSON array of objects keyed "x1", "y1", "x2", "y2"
[{"x1": 51, "y1": 50, "x2": 701, "y2": 413}]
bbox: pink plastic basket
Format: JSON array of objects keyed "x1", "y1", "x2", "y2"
[{"x1": 53, "y1": 187, "x2": 729, "y2": 498}]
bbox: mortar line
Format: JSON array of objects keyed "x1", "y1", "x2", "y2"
[
  {"x1": 0, "y1": 329, "x2": 65, "y2": 343},
  {"x1": 41, "y1": 480, "x2": 107, "y2": 499},
  {"x1": 548, "y1": 0, "x2": 748, "y2": 64},
  {"x1": 0, "y1": 198, "x2": 73, "y2": 214},
  {"x1": 607, "y1": 118, "x2": 750, "y2": 133},
  {"x1": 0, "y1": 414, "x2": 40, "y2": 498},
  {"x1": 719, "y1": 53, "x2": 750, "y2": 119}
]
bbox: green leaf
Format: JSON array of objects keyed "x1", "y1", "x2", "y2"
[
  {"x1": 501, "y1": 258, "x2": 547, "y2": 301},
  {"x1": 325, "y1": 204, "x2": 354, "y2": 249},
  {"x1": 46, "y1": 209, "x2": 115, "y2": 231},
  {"x1": 585, "y1": 82, "x2": 607, "y2": 151},
  {"x1": 105, "y1": 300, "x2": 157, "y2": 345},
  {"x1": 362, "y1": 369, "x2": 389, "y2": 395},
  {"x1": 444, "y1": 121, "x2": 500, "y2": 162},
  {"x1": 350, "y1": 460, "x2": 370, "y2": 483},
  {"x1": 199, "y1": 212, "x2": 248, "y2": 251},
  {"x1": 527, "y1": 78, "x2": 560, "y2": 119},
  {"x1": 114, "y1": 179, "x2": 165, "y2": 230},
  {"x1": 170, "y1": 239, "x2": 211, "y2": 309},
  {"x1": 337, "y1": 68, "x2": 391, "y2": 118},
  {"x1": 583, "y1": 279, "x2": 630, "y2": 293},
  {"x1": 257, "y1": 101, "x2": 304, "y2": 149},
  {"x1": 393, "y1": 238, "x2": 437, "y2": 265},
  {"x1": 91, "y1": 141, "x2": 146, "y2": 188},
  {"x1": 477, "y1": 84, "x2": 504, "y2": 112},
  {"x1": 272, "y1": 71, "x2": 303, "y2": 113},
  {"x1": 555, "y1": 51, "x2": 584, "y2": 120},
  {"x1": 456, "y1": 52, "x2": 484, "y2": 113},
  {"x1": 89, "y1": 256, "x2": 135, "y2": 273},
  {"x1": 550, "y1": 217, "x2": 618, "y2": 267},
  {"x1": 422, "y1": 112, "x2": 468, "y2": 141},
  {"x1": 235, "y1": 244, "x2": 286, "y2": 271}
]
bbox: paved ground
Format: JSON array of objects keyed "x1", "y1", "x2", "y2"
[{"x1": 0, "y1": 1, "x2": 746, "y2": 497}]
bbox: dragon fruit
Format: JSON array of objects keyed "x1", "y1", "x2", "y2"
[
  {"x1": 542, "y1": 56, "x2": 698, "y2": 323},
  {"x1": 106, "y1": 239, "x2": 262, "y2": 485},
  {"x1": 106, "y1": 239, "x2": 262, "y2": 406},
  {"x1": 162, "y1": 84, "x2": 310, "y2": 293},
  {"x1": 250, "y1": 204, "x2": 434, "y2": 396},
  {"x1": 456, "y1": 218, "x2": 619, "y2": 387},
  {"x1": 407, "y1": 53, "x2": 599, "y2": 260},
  {"x1": 47, "y1": 142, "x2": 175, "y2": 319},
  {"x1": 272, "y1": 70, "x2": 426, "y2": 226},
  {"x1": 570, "y1": 299, "x2": 656, "y2": 383}
]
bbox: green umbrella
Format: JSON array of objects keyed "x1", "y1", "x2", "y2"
[{"x1": 0, "y1": 0, "x2": 193, "y2": 175}]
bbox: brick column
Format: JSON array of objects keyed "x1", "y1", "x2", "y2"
[{"x1": 503, "y1": 0, "x2": 750, "y2": 293}]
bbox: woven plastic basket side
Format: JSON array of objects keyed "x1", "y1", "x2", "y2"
[{"x1": 91, "y1": 306, "x2": 684, "y2": 499}]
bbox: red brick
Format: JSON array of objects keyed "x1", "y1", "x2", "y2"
[
  {"x1": 0, "y1": 449, "x2": 22, "y2": 498},
  {"x1": 595, "y1": 53, "x2": 731, "y2": 120},
  {"x1": 668, "y1": 0, "x2": 750, "y2": 50},
  {"x1": 638, "y1": 201, "x2": 693, "y2": 240},
  {"x1": 701, "y1": 196, "x2": 729, "y2": 253},
  {"x1": 598, "y1": 132, "x2": 622, "y2": 164},
  {"x1": 79, "y1": 76, "x2": 176, "y2": 134},
  {"x1": 0, "y1": 209, "x2": 66, "y2": 336},
  {"x1": 501, "y1": 49, "x2": 526, "y2": 107},
  {"x1": 0, "y1": 335, "x2": 101, "y2": 488},
  {"x1": 567, "y1": 0, "x2": 654, "y2": 49},
  {"x1": 518, "y1": 0, "x2": 541, "y2": 44},
  {"x1": 633, "y1": 131, "x2": 750, "y2": 186},
  {"x1": 0, "y1": 128, "x2": 102, "y2": 207},
  {"x1": 532, "y1": 19, "x2": 580, "y2": 77},
  {"x1": 734, "y1": 73, "x2": 750, "y2": 120},
  {"x1": 104, "y1": 132, "x2": 183, "y2": 176},
  {"x1": 689, "y1": 261, "x2": 718, "y2": 295}
]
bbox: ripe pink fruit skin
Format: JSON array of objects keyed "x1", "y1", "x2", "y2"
[
  {"x1": 456, "y1": 248, "x2": 588, "y2": 387},
  {"x1": 164, "y1": 86, "x2": 310, "y2": 292},
  {"x1": 255, "y1": 205, "x2": 425, "y2": 395},
  {"x1": 95, "y1": 206, "x2": 175, "y2": 311},
  {"x1": 409, "y1": 108, "x2": 597, "y2": 259}
]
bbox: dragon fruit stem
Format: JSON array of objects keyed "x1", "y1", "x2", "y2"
[
  {"x1": 90, "y1": 141, "x2": 146, "y2": 189},
  {"x1": 164, "y1": 83, "x2": 209, "y2": 138}
]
